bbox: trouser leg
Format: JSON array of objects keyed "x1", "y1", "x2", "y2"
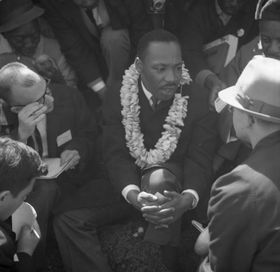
[
  {"x1": 27, "y1": 180, "x2": 59, "y2": 271},
  {"x1": 100, "y1": 26, "x2": 131, "y2": 87},
  {"x1": 141, "y1": 167, "x2": 182, "y2": 246},
  {"x1": 53, "y1": 201, "x2": 132, "y2": 272}
]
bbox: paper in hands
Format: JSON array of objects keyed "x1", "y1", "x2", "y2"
[
  {"x1": 37, "y1": 158, "x2": 70, "y2": 179},
  {"x1": 12, "y1": 202, "x2": 40, "y2": 240}
]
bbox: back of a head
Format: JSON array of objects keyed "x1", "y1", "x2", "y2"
[
  {"x1": 0, "y1": 137, "x2": 45, "y2": 197},
  {"x1": 137, "y1": 29, "x2": 180, "y2": 61},
  {"x1": 0, "y1": 61, "x2": 39, "y2": 103}
]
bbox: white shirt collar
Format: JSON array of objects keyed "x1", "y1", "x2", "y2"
[{"x1": 141, "y1": 81, "x2": 156, "y2": 107}]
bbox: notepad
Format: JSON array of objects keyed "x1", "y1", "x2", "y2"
[
  {"x1": 203, "y1": 34, "x2": 238, "y2": 74},
  {"x1": 37, "y1": 158, "x2": 70, "y2": 179}
]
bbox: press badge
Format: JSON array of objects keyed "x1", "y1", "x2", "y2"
[{"x1": 57, "y1": 130, "x2": 72, "y2": 147}]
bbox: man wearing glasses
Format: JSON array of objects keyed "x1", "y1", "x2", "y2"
[{"x1": 0, "y1": 62, "x2": 125, "y2": 272}]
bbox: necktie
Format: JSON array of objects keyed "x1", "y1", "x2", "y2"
[
  {"x1": 85, "y1": 8, "x2": 101, "y2": 36},
  {"x1": 27, "y1": 127, "x2": 43, "y2": 157},
  {"x1": 151, "y1": 96, "x2": 158, "y2": 111}
]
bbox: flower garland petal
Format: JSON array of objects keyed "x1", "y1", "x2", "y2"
[{"x1": 120, "y1": 63, "x2": 191, "y2": 169}]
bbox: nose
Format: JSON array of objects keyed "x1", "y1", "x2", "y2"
[{"x1": 164, "y1": 68, "x2": 177, "y2": 83}]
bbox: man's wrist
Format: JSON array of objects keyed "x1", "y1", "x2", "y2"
[
  {"x1": 182, "y1": 189, "x2": 199, "y2": 209},
  {"x1": 127, "y1": 190, "x2": 141, "y2": 210},
  {"x1": 17, "y1": 127, "x2": 29, "y2": 143}
]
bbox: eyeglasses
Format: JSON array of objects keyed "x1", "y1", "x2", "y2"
[{"x1": 11, "y1": 78, "x2": 51, "y2": 109}]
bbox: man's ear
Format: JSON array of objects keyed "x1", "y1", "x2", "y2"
[
  {"x1": 135, "y1": 57, "x2": 143, "y2": 74},
  {"x1": 0, "y1": 191, "x2": 11, "y2": 203}
]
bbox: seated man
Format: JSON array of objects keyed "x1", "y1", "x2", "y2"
[
  {"x1": 180, "y1": 0, "x2": 258, "y2": 107},
  {"x1": 0, "y1": 62, "x2": 129, "y2": 272},
  {"x1": 0, "y1": 0, "x2": 77, "y2": 87},
  {"x1": 39, "y1": 0, "x2": 152, "y2": 99},
  {"x1": 0, "y1": 137, "x2": 45, "y2": 272},
  {"x1": 103, "y1": 29, "x2": 219, "y2": 269},
  {"x1": 198, "y1": 56, "x2": 280, "y2": 272}
]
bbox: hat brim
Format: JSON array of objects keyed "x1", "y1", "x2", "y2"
[
  {"x1": 0, "y1": 6, "x2": 44, "y2": 33},
  {"x1": 219, "y1": 86, "x2": 280, "y2": 124}
]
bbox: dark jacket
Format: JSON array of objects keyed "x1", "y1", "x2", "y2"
[
  {"x1": 39, "y1": 0, "x2": 151, "y2": 86},
  {"x1": 0, "y1": 218, "x2": 35, "y2": 272},
  {"x1": 181, "y1": 0, "x2": 258, "y2": 78},
  {"x1": 103, "y1": 81, "x2": 219, "y2": 220},
  {"x1": 3, "y1": 84, "x2": 118, "y2": 212},
  {"x1": 208, "y1": 131, "x2": 280, "y2": 272}
]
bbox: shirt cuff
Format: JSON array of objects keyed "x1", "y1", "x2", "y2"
[
  {"x1": 182, "y1": 189, "x2": 199, "y2": 209},
  {"x1": 88, "y1": 78, "x2": 106, "y2": 92},
  {"x1": 121, "y1": 184, "x2": 140, "y2": 203},
  {"x1": 195, "y1": 69, "x2": 215, "y2": 88}
]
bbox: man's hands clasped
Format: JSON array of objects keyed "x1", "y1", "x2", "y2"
[{"x1": 128, "y1": 190, "x2": 195, "y2": 228}]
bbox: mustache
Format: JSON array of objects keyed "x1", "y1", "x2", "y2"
[{"x1": 161, "y1": 83, "x2": 179, "y2": 88}]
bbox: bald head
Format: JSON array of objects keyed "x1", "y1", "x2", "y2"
[{"x1": 0, "y1": 62, "x2": 42, "y2": 105}]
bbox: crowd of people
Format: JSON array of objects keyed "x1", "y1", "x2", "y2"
[{"x1": 0, "y1": 0, "x2": 280, "y2": 272}]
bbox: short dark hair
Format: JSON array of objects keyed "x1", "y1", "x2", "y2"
[
  {"x1": 0, "y1": 62, "x2": 39, "y2": 103},
  {"x1": 137, "y1": 29, "x2": 180, "y2": 60},
  {"x1": 0, "y1": 137, "x2": 46, "y2": 196}
]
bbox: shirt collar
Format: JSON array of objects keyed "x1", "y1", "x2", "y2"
[
  {"x1": 215, "y1": 0, "x2": 232, "y2": 26},
  {"x1": 141, "y1": 81, "x2": 153, "y2": 102}
]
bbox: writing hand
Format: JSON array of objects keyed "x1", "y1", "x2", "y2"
[
  {"x1": 17, "y1": 223, "x2": 41, "y2": 256},
  {"x1": 60, "y1": 149, "x2": 80, "y2": 170}
]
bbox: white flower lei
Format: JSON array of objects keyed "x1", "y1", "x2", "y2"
[{"x1": 120, "y1": 63, "x2": 192, "y2": 169}]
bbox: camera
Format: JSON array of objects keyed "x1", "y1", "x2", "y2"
[{"x1": 145, "y1": 0, "x2": 166, "y2": 14}]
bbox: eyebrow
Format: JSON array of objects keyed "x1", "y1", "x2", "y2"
[{"x1": 152, "y1": 61, "x2": 184, "y2": 66}]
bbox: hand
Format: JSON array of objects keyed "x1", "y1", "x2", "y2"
[
  {"x1": 141, "y1": 191, "x2": 194, "y2": 226},
  {"x1": 205, "y1": 74, "x2": 227, "y2": 110},
  {"x1": 194, "y1": 227, "x2": 209, "y2": 256},
  {"x1": 17, "y1": 223, "x2": 41, "y2": 256},
  {"x1": 13, "y1": 103, "x2": 47, "y2": 142},
  {"x1": 34, "y1": 54, "x2": 58, "y2": 79},
  {"x1": 60, "y1": 150, "x2": 80, "y2": 170}
]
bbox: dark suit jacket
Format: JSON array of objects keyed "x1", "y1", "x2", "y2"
[
  {"x1": 0, "y1": 218, "x2": 35, "y2": 272},
  {"x1": 39, "y1": 0, "x2": 151, "y2": 86},
  {"x1": 180, "y1": 0, "x2": 258, "y2": 78},
  {"x1": 4, "y1": 84, "x2": 119, "y2": 212},
  {"x1": 103, "y1": 81, "x2": 219, "y2": 219},
  {"x1": 208, "y1": 131, "x2": 280, "y2": 272}
]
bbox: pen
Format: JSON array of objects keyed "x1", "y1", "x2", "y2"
[
  {"x1": 31, "y1": 227, "x2": 40, "y2": 239},
  {"x1": 191, "y1": 220, "x2": 205, "y2": 233}
]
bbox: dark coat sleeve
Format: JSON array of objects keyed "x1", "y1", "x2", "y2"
[
  {"x1": 180, "y1": 3, "x2": 214, "y2": 79},
  {"x1": 0, "y1": 227, "x2": 35, "y2": 272},
  {"x1": 183, "y1": 111, "x2": 218, "y2": 199},
  {"x1": 60, "y1": 86, "x2": 98, "y2": 170},
  {"x1": 102, "y1": 84, "x2": 141, "y2": 192},
  {"x1": 40, "y1": 0, "x2": 106, "y2": 86},
  {"x1": 208, "y1": 171, "x2": 257, "y2": 272}
]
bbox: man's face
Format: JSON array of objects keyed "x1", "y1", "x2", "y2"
[
  {"x1": 0, "y1": 179, "x2": 35, "y2": 221},
  {"x1": 218, "y1": 0, "x2": 247, "y2": 15},
  {"x1": 3, "y1": 21, "x2": 40, "y2": 58},
  {"x1": 138, "y1": 41, "x2": 183, "y2": 101},
  {"x1": 72, "y1": 0, "x2": 99, "y2": 8},
  {"x1": 10, "y1": 77, "x2": 54, "y2": 114},
  {"x1": 260, "y1": 20, "x2": 280, "y2": 60}
]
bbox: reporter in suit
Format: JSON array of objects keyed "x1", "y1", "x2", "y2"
[{"x1": 0, "y1": 62, "x2": 130, "y2": 272}]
